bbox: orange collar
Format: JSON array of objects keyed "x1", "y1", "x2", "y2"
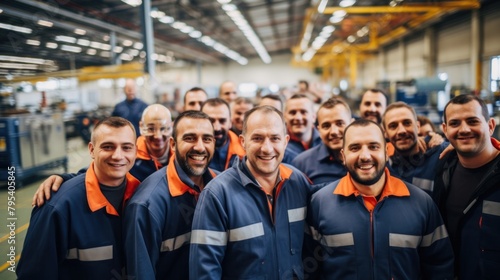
[
  {"x1": 167, "y1": 156, "x2": 217, "y2": 197},
  {"x1": 85, "y1": 162, "x2": 141, "y2": 216},
  {"x1": 136, "y1": 135, "x2": 172, "y2": 169},
  {"x1": 491, "y1": 137, "x2": 500, "y2": 150},
  {"x1": 225, "y1": 130, "x2": 246, "y2": 169},
  {"x1": 334, "y1": 168, "x2": 409, "y2": 199},
  {"x1": 288, "y1": 128, "x2": 313, "y2": 150}
]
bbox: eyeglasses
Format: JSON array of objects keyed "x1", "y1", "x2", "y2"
[{"x1": 140, "y1": 120, "x2": 172, "y2": 137}]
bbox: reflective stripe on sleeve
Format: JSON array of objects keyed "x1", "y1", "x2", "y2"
[
  {"x1": 161, "y1": 232, "x2": 191, "y2": 252},
  {"x1": 288, "y1": 207, "x2": 306, "y2": 223},
  {"x1": 66, "y1": 245, "x2": 113, "y2": 261},
  {"x1": 412, "y1": 178, "x2": 434, "y2": 192},
  {"x1": 420, "y1": 225, "x2": 448, "y2": 247},
  {"x1": 229, "y1": 222, "x2": 264, "y2": 242},
  {"x1": 191, "y1": 229, "x2": 228, "y2": 246},
  {"x1": 483, "y1": 200, "x2": 500, "y2": 216}
]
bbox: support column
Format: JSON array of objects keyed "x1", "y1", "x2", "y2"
[
  {"x1": 423, "y1": 27, "x2": 436, "y2": 77},
  {"x1": 470, "y1": 9, "x2": 481, "y2": 92},
  {"x1": 141, "y1": 0, "x2": 156, "y2": 81}
]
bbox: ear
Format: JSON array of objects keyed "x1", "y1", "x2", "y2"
[
  {"x1": 88, "y1": 142, "x2": 95, "y2": 159},
  {"x1": 169, "y1": 136, "x2": 176, "y2": 153},
  {"x1": 488, "y1": 117, "x2": 496, "y2": 136},
  {"x1": 239, "y1": 134, "x2": 246, "y2": 151},
  {"x1": 441, "y1": 122, "x2": 447, "y2": 135},
  {"x1": 139, "y1": 121, "x2": 144, "y2": 136},
  {"x1": 340, "y1": 148, "x2": 346, "y2": 165}
]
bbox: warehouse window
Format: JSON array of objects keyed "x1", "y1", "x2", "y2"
[{"x1": 492, "y1": 56, "x2": 500, "y2": 92}]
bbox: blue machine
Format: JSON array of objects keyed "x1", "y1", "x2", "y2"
[
  {"x1": 395, "y1": 77, "x2": 450, "y2": 124},
  {"x1": 0, "y1": 113, "x2": 67, "y2": 185}
]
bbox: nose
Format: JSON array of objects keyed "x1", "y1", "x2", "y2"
[
  {"x1": 112, "y1": 147, "x2": 124, "y2": 160},
  {"x1": 213, "y1": 121, "x2": 221, "y2": 131},
  {"x1": 359, "y1": 145, "x2": 371, "y2": 160},
  {"x1": 193, "y1": 137, "x2": 205, "y2": 151},
  {"x1": 396, "y1": 123, "x2": 406, "y2": 134},
  {"x1": 458, "y1": 122, "x2": 471, "y2": 133},
  {"x1": 261, "y1": 138, "x2": 273, "y2": 153},
  {"x1": 329, "y1": 125, "x2": 340, "y2": 136}
]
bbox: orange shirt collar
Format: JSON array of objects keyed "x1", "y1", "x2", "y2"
[
  {"x1": 334, "y1": 168, "x2": 409, "y2": 199},
  {"x1": 136, "y1": 135, "x2": 172, "y2": 169},
  {"x1": 167, "y1": 156, "x2": 217, "y2": 197},
  {"x1": 225, "y1": 130, "x2": 246, "y2": 169},
  {"x1": 86, "y1": 162, "x2": 141, "y2": 216}
]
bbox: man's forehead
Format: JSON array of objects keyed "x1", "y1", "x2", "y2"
[{"x1": 144, "y1": 119, "x2": 170, "y2": 126}]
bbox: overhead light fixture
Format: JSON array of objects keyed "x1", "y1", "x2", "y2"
[
  {"x1": 133, "y1": 42, "x2": 143, "y2": 50},
  {"x1": 120, "y1": 53, "x2": 133, "y2": 61},
  {"x1": 37, "y1": 20, "x2": 53, "y2": 27},
  {"x1": 87, "y1": 49, "x2": 97, "y2": 55},
  {"x1": 77, "y1": 39, "x2": 90, "y2": 46},
  {"x1": 0, "y1": 23, "x2": 32, "y2": 34},
  {"x1": 100, "y1": 51, "x2": 111, "y2": 58},
  {"x1": 150, "y1": 10, "x2": 165, "y2": 19},
  {"x1": 55, "y1": 35, "x2": 76, "y2": 44},
  {"x1": 221, "y1": 3, "x2": 271, "y2": 63},
  {"x1": 26, "y1": 39, "x2": 41, "y2": 46},
  {"x1": 113, "y1": 46, "x2": 123, "y2": 53},
  {"x1": 74, "y1": 29, "x2": 86, "y2": 35},
  {"x1": 301, "y1": 25, "x2": 335, "y2": 61},
  {"x1": 46, "y1": 42, "x2": 58, "y2": 49},
  {"x1": 339, "y1": 0, "x2": 356, "y2": 7},
  {"x1": 317, "y1": 0, "x2": 329, "y2": 13},
  {"x1": 61, "y1": 45, "x2": 82, "y2": 53},
  {"x1": 121, "y1": 0, "x2": 142, "y2": 7},
  {"x1": 103, "y1": 35, "x2": 110, "y2": 41},
  {"x1": 0, "y1": 55, "x2": 46, "y2": 64},
  {"x1": 189, "y1": 30, "x2": 202, "y2": 38},
  {"x1": 217, "y1": 0, "x2": 231, "y2": 4},
  {"x1": 0, "y1": 63, "x2": 38, "y2": 70},
  {"x1": 159, "y1": 16, "x2": 174, "y2": 24},
  {"x1": 122, "y1": 40, "x2": 133, "y2": 47}
]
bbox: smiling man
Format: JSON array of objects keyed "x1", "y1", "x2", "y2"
[
  {"x1": 304, "y1": 119, "x2": 453, "y2": 279},
  {"x1": 382, "y1": 102, "x2": 448, "y2": 199},
  {"x1": 123, "y1": 110, "x2": 217, "y2": 279},
  {"x1": 283, "y1": 94, "x2": 322, "y2": 163},
  {"x1": 359, "y1": 89, "x2": 387, "y2": 124},
  {"x1": 292, "y1": 98, "x2": 351, "y2": 184},
  {"x1": 18, "y1": 117, "x2": 141, "y2": 279},
  {"x1": 435, "y1": 94, "x2": 500, "y2": 279},
  {"x1": 190, "y1": 106, "x2": 312, "y2": 279}
]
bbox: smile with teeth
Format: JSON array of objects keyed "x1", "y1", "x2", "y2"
[
  {"x1": 259, "y1": 155, "x2": 275, "y2": 160},
  {"x1": 189, "y1": 155, "x2": 206, "y2": 161},
  {"x1": 358, "y1": 164, "x2": 374, "y2": 170}
]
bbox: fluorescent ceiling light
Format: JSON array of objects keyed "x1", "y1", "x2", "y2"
[
  {"x1": 217, "y1": 0, "x2": 231, "y2": 4},
  {"x1": 0, "y1": 63, "x2": 38, "y2": 70},
  {"x1": 74, "y1": 29, "x2": 86, "y2": 35},
  {"x1": 339, "y1": 0, "x2": 356, "y2": 7},
  {"x1": 133, "y1": 42, "x2": 143, "y2": 49},
  {"x1": 0, "y1": 55, "x2": 45, "y2": 64},
  {"x1": 122, "y1": 0, "x2": 142, "y2": 7},
  {"x1": 0, "y1": 23, "x2": 32, "y2": 34},
  {"x1": 87, "y1": 49, "x2": 97, "y2": 55},
  {"x1": 159, "y1": 16, "x2": 174, "y2": 24},
  {"x1": 55, "y1": 35, "x2": 76, "y2": 43},
  {"x1": 61, "y1": 45, "x2": 82, "y2": 53},
  {"x1": 180, "y1": 26, "x2": 194, "y2": 33},
  {"x1": 77, "y1": 39, "x2": 90, "y2": 46},
  {"x1": 189, "y1": 30, "x2": 202, "y2": 38},
  {"x1": 114, "y1": 46, "x2": 123, "y2": 53},
  {"x1": 37, "y1": 20, "x2": 53, "y2": 27},
  {"x1": 122, "y1": 40, "x2": 133, "y2": 47},
  {"x1": 318, "y1": 0, "x2": 329, "y2": 13},
  {"x1": 100, "y1": 51, "x2": 111, "y2": 58},
  {"x1": 46, "y1": 42, "x2": 58, "y2": 49},
  {"x1": 26, "y1": 39, "x2": 40, "y2": 46},
  {"x1": 150, "y1": 10, "x2": 165, "y2": 18},
  {"x1": 171, "y1": 21, "x2": 186, "y2": 30}
]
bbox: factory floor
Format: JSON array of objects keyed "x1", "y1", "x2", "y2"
[{"x1": 0, "y1": 137, "x2": 90, "y2": 279}]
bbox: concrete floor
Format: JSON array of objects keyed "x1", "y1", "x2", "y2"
[{"x1": 0, "y1": 138, "x2": 90, "y2": 279}]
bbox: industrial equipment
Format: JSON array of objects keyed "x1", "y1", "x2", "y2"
[{"x1": 0, "y1": 113, "x2": 67, "y2": 185}]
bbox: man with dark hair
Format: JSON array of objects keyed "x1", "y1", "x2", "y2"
[
  {"x1": 292, "y1": 98, "x2": 351, "y2": 184},
  {"x1": 190, "y1": 106, "x2": 311, "y2": 279},
  {"x1": 123, "y1": 110, "x2": 217, "y2": 279},
  {"x1": 18, "y1": 117, "x2": 140, "y2": 279},
  {"x1": 383, "y1": 101, "x2": 448, "y2": 199},
  {"x1": 230, "y1": 97, "x2": 254, "y2": 135},
  {"x1": 417, "y1": 115, "x2": 437, "y2": 136},
  {"x1": 183, "y1": 87, "x2": 208, "y2": 111},
  {"x1": 283, "y1": 94, "x2": 322, "y2": 163},
  {"x1": 201, "y1": 98, "x2": 245, "y2": 171},
  {"x1": 435, "y1": 94, "x2": 500, "y2": 279},
  {"x1": 304, "y1": 119, "x2": 454, "y2": 279},
  {"x1": 359, "y1": 88, "x2": 388, "y2": 124}
]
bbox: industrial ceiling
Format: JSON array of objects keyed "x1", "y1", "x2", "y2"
[{"x1": 0, "y1": 0, "x2": 485, "y2": 82}]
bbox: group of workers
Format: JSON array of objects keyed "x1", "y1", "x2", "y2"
[{"x1": 15, "y1": 79, "x2": 500, "y2": 280}]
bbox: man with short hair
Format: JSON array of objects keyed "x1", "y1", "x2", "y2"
[
  {"x1": 230, "y1": 97, "x2": 254, "y2": 135},
  {"x1": 304, "y1": 119, "x2": 454, "y2": 279},
  {"x1": 435, "y1": 94, "x2": 500, "y2": 279},
  {"x1": 359, "y1": 88, "x2": 387, "y2": 124},
  {"x1": 259, "y1": 94, "x2": 283, "y2": 111},
  {"x1": 219, "y1": 81, "x2": 238, "y2": 103},
  {"x1": 292, "y1": 98, "x2": 351, "y2": 184},
  {"x1": 112, "y1": 78, "x2": 148, "y2": 137},
  {"x1": 382, "y1": 102, "x2": 448, "y2": 199},
  {"x1": 190, "y1": 106, "x2": 311, "y2": 279},
  {"x1": 17, "y1": 117, "x2": 141, "y2": 279},
  {"x1": 183, "y1": 87, "x2": 208, "y2": 111},
  {"x1": 32, "y1": 104, "x2": 174, "y2": 206},
  {"x1": 201, "y1": 98, "x2": 245, "y2": 171},
  {"x1": 283, "y1": 94, "x2": 322, "y2": 163},
  {"x1": 124, "y1": 110, "x2": 217, "y2": 279}
]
